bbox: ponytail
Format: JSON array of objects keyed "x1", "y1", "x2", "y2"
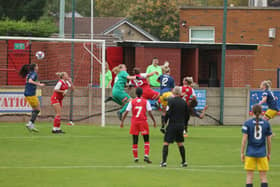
[
  {"x1": 162, "y1": 66, "x2": 170, "y2": 74},
  {"x1": 19, "y1": 63, "x2": 37, "y2": 78},
  {"x1": 112, "y1": 66, "x2": 120, "y2": 75},
  {"x1": 261, "y1": 80, "x2": 272, "y2": 90},
  {"x1": 161, "y1": 61, "x2": 170, "y2": 74},
  {"x1": 266, "y1": 80, "x2": 272, "y2": 88},
  {"x1": 56, "y1": 72, "x2": 66, "y2": 79},
  {"x1": 112, "y1": 64, "x2": 123, "y2": 74},
  {"x1": 252, "y1": 104, "x2": 262, "y2": 132},
  {"x1": 184, "y1": 76, "x2": 193, "y2": 85}
]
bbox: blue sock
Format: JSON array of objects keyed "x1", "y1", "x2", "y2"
[
  {"x1": 261, "y1": 183, "x2": 268, "y2": 187},
  {"x1": 246, "y1": 184, "x2": 253, "y2": 187}
]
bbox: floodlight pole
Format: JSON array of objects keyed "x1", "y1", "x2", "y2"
[
  {"x1": 90, "y1": 0, "x2": 94, "y2": 86},
  {"x1": 69, "y1": 0, "x2": 76, "y2": 122},
  {"x1": 59, "y1": 0, "x2": 65, "y2": 38},
  {"x1": 220, "y1": 0, "x2": 228, "y2": 125}
]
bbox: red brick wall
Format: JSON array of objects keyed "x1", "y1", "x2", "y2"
[
  {"x1": 135, "y1": 47, "x2": 181, "y2": 85},
  {"x1": 225, "y1": 49, "x2": 255, "y2": 87},
  {"x1": 180, "y1": 8, "x2": 280, "y2": 88}
]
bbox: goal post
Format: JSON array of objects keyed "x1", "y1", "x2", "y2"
[{"x1": 0, "y1": 36, "x2": 106, "y2": 127}]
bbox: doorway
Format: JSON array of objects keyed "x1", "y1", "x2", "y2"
[{"x1": 198, "y1": 49, "x2": 220, "y2": 87}]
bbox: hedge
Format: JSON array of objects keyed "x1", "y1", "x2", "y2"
[{"x1": 0, "y1": 18, "x2": 58, "y2": 37}]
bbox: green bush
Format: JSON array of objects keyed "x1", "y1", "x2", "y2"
[{"x1": 0, "y1": 18, "x2": 58, "y2": 37}]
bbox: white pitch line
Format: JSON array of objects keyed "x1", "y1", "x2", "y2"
[
  {"x1": 1, "y1": 164, "x2": 280, "y2": 169},
  {"x1": 0, "y1": 165, "x2": 146, "y2": 169},
  {"x1": 0, "y1": 135, "x2": 244, "y2": 139},
  {"x1": 1, "y1": 165, "x2": 280, "y2": 175},
  {"x1": 0, "y1": 135, "x2": 106, "y2": 139}
]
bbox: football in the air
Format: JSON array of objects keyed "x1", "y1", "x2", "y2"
[{"x1": 35, "y1": 51, "x2": 45, "y2": 60}]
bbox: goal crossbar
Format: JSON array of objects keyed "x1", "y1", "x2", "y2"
[{"x1": 0, "y1": 36, "x2": 105, "y2": 44}]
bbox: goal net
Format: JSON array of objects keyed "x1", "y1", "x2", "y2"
[{"x1": 0, "y1": 36, "x2": 107, "y2": 126}]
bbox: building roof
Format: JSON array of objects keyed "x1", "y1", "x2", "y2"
[
  {"x1": 63, "y1": 17, "x2": 157, "y2": 41},
  {"x1": 65, "y1": 11, "x2": 83, "y2": 18},
  {"x1": 64, "y1": 17, "x2": 124, "y2": 34},
  {"x1": 103, "y1": 19, "x2": 158, "y2": 41}
]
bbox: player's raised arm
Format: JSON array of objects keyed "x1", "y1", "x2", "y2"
[
  {"x1": 28, "y1": 78, "x2": 45, "y2": 87},
  {"x1": 127, "y1": 75, "x2": 137, "y2": 80},
  {"x1": 67, "y1": 78, "x2": 75, "y2": 91},
  {"x1": 258, "y1": 95, "x2": 267, "y2": 105},
  {"x1": 146, "y1": 71, "x2": 159, "y2": 78}
]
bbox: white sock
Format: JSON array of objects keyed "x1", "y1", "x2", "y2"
[{"x1": 26, "y1": 121, "x2": 33, "y2": 127}]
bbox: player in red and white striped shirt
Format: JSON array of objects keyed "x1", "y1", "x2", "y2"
[
  {"x1": 50, "y1": 72, "x2": 74, "y2": 134},
  {"x1": 121, "y1": 87, "x2": 156, "y2": 163}
]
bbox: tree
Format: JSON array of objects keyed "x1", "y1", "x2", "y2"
[
  {"x1": 176, "y1": 0, "x2": 248, "y2": 6},
  {"x1": 0, "y1": 0, "x2": 46, "y2": 21},
  {"x1": 127, "y1": 0, "x2": 179, "y2": 41},
  {"x1": 94, "y1": 0, "x2": 137, "y2": 17},
  {"x1": 0, "y1": 18, "x2": 58, "y2": 37},
  {"x1": 46, "y1": 0, "x2": 92, "y2": 17}
]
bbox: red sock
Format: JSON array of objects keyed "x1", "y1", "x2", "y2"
[
  {"x1": 53, "y1": 115, "x2": 61, "y2": 128},
  {"x1": 132, "y1": 144, "x2": 138, "y2": 159},
  {"x1": 144, "y1": 142, "x2": 150, "y2": 156}
]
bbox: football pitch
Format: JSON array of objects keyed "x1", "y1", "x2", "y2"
[{"x1": 0, "y1": 123, "x2": 279, "y2": 187}]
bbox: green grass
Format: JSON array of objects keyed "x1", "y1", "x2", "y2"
[{"x1": 0, "y1": 122, "x2": 279, "y2": 187}]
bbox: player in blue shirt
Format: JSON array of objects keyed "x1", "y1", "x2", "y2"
[
  {"x1": 19, "y1": 64, "x2": 45, "y2": 132},
  {"x1": 241, "y1": 104, "x2": 272, "y2": 187},
  {"x1": 157, "y1": 65, "x2": 175, "y2": 132},
  {"x1": 258, "y1": 80, "x2": 278, "y2": 120}
]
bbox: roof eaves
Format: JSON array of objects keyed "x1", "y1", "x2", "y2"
[{"x1": 103, "y1": 19, "x2": 159, "y2": 41}]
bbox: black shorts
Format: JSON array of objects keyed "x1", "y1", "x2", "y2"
[{"x1": 164, "y1": 124, "x2": 184, "y2": 143}]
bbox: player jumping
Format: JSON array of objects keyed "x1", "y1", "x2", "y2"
[
  {"x1": 19, "y1": 63, "x2": 45, "y2": 132},
  {"x1": 157, "y1": 65, "x2": 175, "y2": 133},
  {"x1": 50, "y1": 72, "x2": 74, "y2": 134},
  {"x1": 241, "y1": 104, "x2": 272, "y2": 187},
  {"x1": 109, "y1": 64, "x2": 137, "y2": 120},
  {"x1": 258, "y1": 80, "x2": 278, "y2": 120},
  {"x1": 121, "y1": 87, "x2": 156, "y2": 163},
  {"x1": 130, "y1": 67, "x2": 160, "y2": 101}
]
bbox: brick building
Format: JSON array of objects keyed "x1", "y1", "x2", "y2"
[
  {"x1": 2, "y1": 8, "x2": 279, "y2": 88},
  {"x1": 117, "y1": 41, "x2": 256, "y2": 86},
  {"x1": 179, "y1": 7, "x2": 280, "y2": 88}
]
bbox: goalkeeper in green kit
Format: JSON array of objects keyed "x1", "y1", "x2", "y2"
[{"x1": 105, "y1": 64, "x2": 138, "y2": 120}]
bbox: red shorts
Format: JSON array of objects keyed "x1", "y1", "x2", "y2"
[
  {"x1": 130, "y1": 120, "x2": 149, "y2": 135},
  {"x1": 50, "y1": 96, "x2": 62, "y2": 106},
  {"x1": 142, "y1": 88, "x2": 159, "y2": 100}
]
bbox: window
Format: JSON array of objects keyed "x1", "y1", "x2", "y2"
[{"x1": 189, "y1": 27, "x2": 215, "y2": 43}]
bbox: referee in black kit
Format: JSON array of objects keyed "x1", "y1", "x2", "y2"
[{"x1": 160, "y1": 86, "x2": 190, "y2": 168}]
